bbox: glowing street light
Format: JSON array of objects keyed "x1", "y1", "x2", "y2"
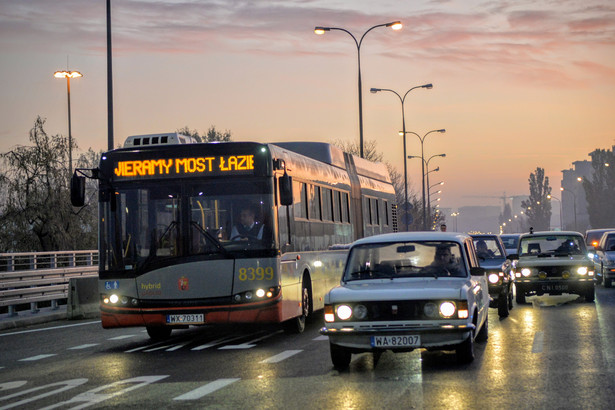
[
  {"x1": 54, "y1": 70, "x2": 82, "y2": 175},
  {"x1": 315, "y1": 21, "x2": 402, "y2": 158}
]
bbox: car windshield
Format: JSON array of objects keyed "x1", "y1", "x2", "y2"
[
  {"x1": 343, "y1": 241, "x2": 467, "y2": 281},
  {"x1": 500, "y1": 235, "x2": 519, "y2": 250},
  {"x1": 473, "y1": 237, "x2": 504, "y2": 260},
  {"x1": 519, "y1": 235, "x2": 586, "y2": 257}
]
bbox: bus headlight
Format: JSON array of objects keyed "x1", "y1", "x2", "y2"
[
  {"x1": 255, "y1": 289, "x2": 266, "y2": 298},
  {"x1": 109, "y1": 294, "x2": 119, "y2": 304}
]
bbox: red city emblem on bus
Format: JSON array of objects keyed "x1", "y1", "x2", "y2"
[{"x1": 178, "y1": 276, "x2": 189, "y2": 291}]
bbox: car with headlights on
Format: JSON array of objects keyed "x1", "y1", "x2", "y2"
[
  {"x1": 592, "y1": 230, "x2": 615, "y2": 287},
  {"x1": 320, "y1": 232, "x2": 489, "y2": 369},
  {"x1": 471, "y1": 234, "x2": 514, "y2": 318},
  {"x1": 508, "y1": 231, "x2": 595, "y2": 303}
]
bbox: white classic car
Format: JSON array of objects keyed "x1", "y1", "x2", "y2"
[{"x1": 320, "y1": 232, "x2": 490, "y2": 369}]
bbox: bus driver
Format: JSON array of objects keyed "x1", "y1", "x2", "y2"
[{"x1": 230, "y1": 206, "x2": 265, "y2": 241}]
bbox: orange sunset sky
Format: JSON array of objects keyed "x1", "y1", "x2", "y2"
[{"x1": 1, "y1": 0, "x2": 614, "y2": 210}]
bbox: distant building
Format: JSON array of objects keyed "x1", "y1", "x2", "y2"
[
  {"x1": 560, "y1": 160, "x2": 592, "y2": 232},
  {"x1": 455, "y1": 206, "x2": 501, "y2": 234}
]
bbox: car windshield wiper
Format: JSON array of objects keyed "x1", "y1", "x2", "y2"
[{"x1": 345, "y1": 269, "x2": 393, "y2": 281}]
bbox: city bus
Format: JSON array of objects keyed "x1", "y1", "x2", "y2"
[{"x1": 71, "y1": 133, "x2": 397, "y2": 338}]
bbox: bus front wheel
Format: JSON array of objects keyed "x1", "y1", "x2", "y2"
[{"x1": 283, "y1": 278, "x2": 311, "y2": 334}]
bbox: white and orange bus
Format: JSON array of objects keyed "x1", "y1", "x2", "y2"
[{"x1": 72, "y1": 134, "x2": 396, "y2": 338}]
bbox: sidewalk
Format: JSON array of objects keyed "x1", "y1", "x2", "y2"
[{"x1": 0, "y1": 306, "x2": 71, "y2": 331}]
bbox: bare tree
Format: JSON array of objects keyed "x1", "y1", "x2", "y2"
[{"x1": 0, "y1": 117, "x2": 97, "y2": 251}]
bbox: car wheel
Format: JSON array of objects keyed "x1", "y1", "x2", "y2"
[
  {"x1": 515, "y1": 288, "x2": 525, "y2": 304},
  {"x1": 456, "y1": 333, "x2": 475, "y2": 363},
  {"x1": 498, "y1": 290, "x2": 510, "y2": 318},
  {"x1": 476, "y1": 316, "x2": 488, "y2": 342},
  {"x1": 508, "y1": 286, "x2": 514, "y2": 310},
  {"x1": 330, "y1": 342, "x2": 352, "y2": 369},
  {"x1": 146, "y1": 326, "x2": 172, "y2": 340},
  {"x1": 584, "y1": 287, "x2": 595, "y2": 302}
]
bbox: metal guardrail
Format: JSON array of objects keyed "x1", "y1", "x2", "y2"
[{"x1": 0, "y1": 251, "x2": 99, "y2": 317}]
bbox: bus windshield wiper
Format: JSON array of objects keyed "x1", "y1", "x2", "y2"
[{"x1": 191, "y1": 222, "x2": 231, "y2": 257}]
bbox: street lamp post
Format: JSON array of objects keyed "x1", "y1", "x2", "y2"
[
  {"x1": 402, "y1": 129, "x2": 446, "y2": 230},
  {"x1": 315, "y1": 21, "x2": 402, "y2": 158},
  {"x1": 547, "y1": 194, "x2": 563, "y2": 230},
  {"x1": 370, "y1": 83, "x2": 433, "y2": 230},
  {"x1": 451, "y1": 212, "x2": 459, "y2": 231},
  {"x1": 561, "y1": 187, "x2": 577, "y2": 231},
  {"x1": 54, "y1": 70, "x2": 82, "y2": 175}
]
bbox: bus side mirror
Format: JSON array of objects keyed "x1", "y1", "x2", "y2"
[
  {"x1": 70, "y1": 173, "x2": 86, "y2": 207},
  {"x1": 279, "y1": 173, "x2": 293, "y2": 206}
]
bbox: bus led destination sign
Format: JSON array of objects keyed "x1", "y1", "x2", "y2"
[{"x1": 113, "y1": 155, "x2": 255, "y2": 179}]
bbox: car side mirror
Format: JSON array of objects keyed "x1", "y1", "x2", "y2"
[
  {"x1": 507, "y1": 253, "x2": 519, "y2": 260},
  {"x1": 470, "y1": 267, "x2": 486, "y2": 276}
]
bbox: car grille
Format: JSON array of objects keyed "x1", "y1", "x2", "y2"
[
  {"x1": 533, "y1": 265, "x2": 582, "y2": 278},
  {"x1": 355, "y1": 300, "x2": 431, "y2": 321}
]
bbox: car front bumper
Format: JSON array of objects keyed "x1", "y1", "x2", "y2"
[
  {"x1": 320, "y1": 323, "x2": 475, "y2": 352},
  {"x1": 515, "y1": 278, "x2": 594, "y2": 296}
]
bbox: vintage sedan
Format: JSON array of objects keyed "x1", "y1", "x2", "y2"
[
  {"x1": 320, "y1": 232, "x2": 489, "y2": 369},
  {"x1": 509, "y1": 231, "x2": 595, "y2": 302},
  {"x1": 471, "y1": 234, "x2": 514, "y2": 318}
]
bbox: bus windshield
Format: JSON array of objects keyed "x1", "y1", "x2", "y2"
[{"x1": 100, "y1": 179, "x2": 275, "y2": 272}]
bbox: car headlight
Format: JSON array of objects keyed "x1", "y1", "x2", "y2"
[
  {"x1": 439, "y1": 301, "x2": 456, "y2": 318},
  {"x1": 354, "y1": 304, "x2": 368, "y2": 320},
  {"x1": 577, "y1": 267, "x2": 588, "y2": 275},
  {"x1": 424, "y1": 302, "x2": 439, "y2": 318},
  {"x1": 488, "y1": 273, "x2": 500, "y2": 284},
  {"x1": 336, "y1": 305, "x2": 353, "y2": 320},
  {"x1": 521, "y1": 268, "x2": 532, "y2": 277}
]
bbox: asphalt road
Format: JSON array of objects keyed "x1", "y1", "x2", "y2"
[{"x1": 2, "y1": 286, "x2": 615, "y2": 409}]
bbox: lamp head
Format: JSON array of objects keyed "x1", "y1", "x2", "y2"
[
  {"x1": 314, "y1": 27, "x2": 330, "y2": 35},
  {"x1": 370, "y1": 88, "x2": 381, "y2": 93},
  {"x1": 386, "y1": 21, "x2": 403, "y2": 30}
]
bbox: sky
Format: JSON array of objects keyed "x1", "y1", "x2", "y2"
[{"x1": 1, "y1": 0, "x2": 614, "y2": 211}]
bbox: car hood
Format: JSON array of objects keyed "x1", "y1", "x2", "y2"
[
  {"x1": 478, "y1": 259, "x2": 506, "y2": 270},
  {"x1": 326, "y1": 278, "x2": 471, "y2": 303},
  {"x1": 516, "y1": 255, "x2": 592, "y2": 267}
]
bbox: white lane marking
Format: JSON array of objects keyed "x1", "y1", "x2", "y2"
[
  {"x1": 219, "y1": 330, "x2": 283, "y2": 350},
  {"x1": 19, "y1": 354, "x2": 57, "y2": 362},
  {"x1": 260, "y1": 350, "x2": 302, "y2": 363},
  {"x1": 143, "y1": 345, "x2": 174, "y2": 352},
  {"x1": 192, "y1": 334, "x2": 251, "y2": 351},
  {"x1": 124, "y1": 345, "x2": 150, "y2": 353},
  {"x1": 108, "y1": 335, "x2": 137, "y2": 340},
  {"x1": 173, "y1": 378, "x2": 240, "y2": 401},
  {"x1": 0, "y1": 321, "x2": 100, "y2": 337},
  {"x1": 313, "y1": 335, "x2": 328, "y2": 341},
  {"x1": 39, "y1": 375, "x2": 169, "y2": 409},
  {"x1": 0, "y1": 381, "x2": 27, "y2": 391},
  {"x1": 532, "y1": 331, "x2": 544, "y2": 353},
  {"x1": 0, "y1": 378, "x2": 88, "y2": 409},
  {"x1": 166, "y1": 344, "x2": 188, "y2": 352},
  {"x1": 68, "y1": 344, "x2": 100, "y2": 350}
]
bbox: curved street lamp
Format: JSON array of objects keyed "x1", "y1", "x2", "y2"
[
  {"x1": 370, "y1": 83, "x2": 432, "y2": 230},
  {"x1": 402, "y1": 129, "x2": 446, "y2": 229},
  {"x1": 547, "y1": 194, "x2": 563, "y2": 230},
  {"x1": 54, "y1": 70, "x2": 83, "y2": 175},
  {"x1": 315, "y1": 21, "x2": 403, "y2": 158}
]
